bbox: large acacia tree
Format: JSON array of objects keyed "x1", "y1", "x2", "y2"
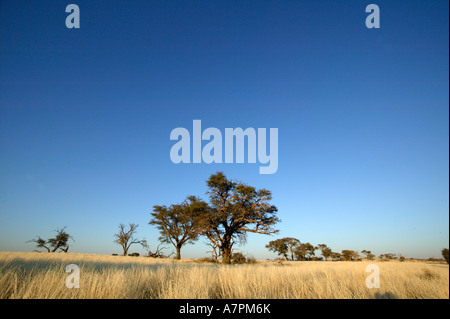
[
  {"x1": 150, "y1": 196, "x2": 209, "y2": 259},
  {"x1": 203, "y1": 172, "x2": 280, "y2": 264}
]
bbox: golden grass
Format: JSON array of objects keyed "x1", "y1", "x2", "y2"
[{"x1": 0, "y1": 252, "x2": 448, "y2": 299}]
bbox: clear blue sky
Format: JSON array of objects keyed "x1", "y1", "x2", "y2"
[{"x1": 0, "y1": 0, "x2": 448, "y2": 259}]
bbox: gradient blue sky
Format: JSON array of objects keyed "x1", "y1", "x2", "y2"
[{"x1": 0, "y1": 0, "x2": 448, "y2": 259}]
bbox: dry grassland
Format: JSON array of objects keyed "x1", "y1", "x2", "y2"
[{"x1": 0, "y1": 252, "x2": 448, "y2": 299}]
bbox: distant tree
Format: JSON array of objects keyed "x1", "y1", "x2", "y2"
[
  {"x1": 341, "y1": 250, "x2": 357, "y2": 261},
  {"x1": 266, "y1": 237, "x2": 300, "y2": 261},
  {"x1": 317, "y1": 244, "x2": 332, "y2": 261},
  {"x1": 284, "y1": 238, "x2": 301, "y2": 261},
  {"x1": 202, "y1": 172, "x2": 280, "y2": 264},
  {"x1": 331, "y1": 252, "x2": 341, "y2": 261},
  {"x1": 151, "y1": 196, "x2": 209, "y2": 259},
  {"x1": 442, "y1": 248, "x2": 449, "y2": 264},
  {"x1": 322, "y1": 247, "x2": 332, "y2": 261},
  {"x1": 27, "y1": 227, "x2": 73, "y2": 253},
  {"x1": 294, "y1": 243, "x2": 316, "y2": 261},
  {"x1": 114, "y1": 223, "x2": 148, "y2": 256},
  {"x1": 361, "y1": 250, "x2": 375, "y2": 260},
  {"x1": 379, "y1": 253, "x2": 397, "y2": 261},
  {"x1": 28, "y1": 236, "x2": 51, "y2": 252},
  {"x1": 266, "y1": 238, "x2": 289, "y2": 260}
]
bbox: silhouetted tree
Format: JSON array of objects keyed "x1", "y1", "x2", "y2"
[
  {"x1": 27, "y1": 227, "x2": 73, "y2": 252},
  {"x1": 114, "y1": 223, "x2": 148, "y2": 256},
  {"x1": 28, "y1": 236, "x2": 51, "y2": 252}
]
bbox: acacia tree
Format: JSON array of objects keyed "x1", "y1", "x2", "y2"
[
  {"x1": 114, "y1": 223, "x2": 148, "y2": 256},
  {"x1": 294, "y1": 242, "x2": 316, "y2": 261},
  {"x1": 27, "y1": 227, "x2": 73, "y2": 253},
  {"x1": 361, "y1": 250, "x2": 375, "y2": 260},
  {"x1": 341, "y1": 250, "x2": 354, "y2": 261},
  {"x1": 331, "y1": 251, "x2": 341, "y2": 261},
  {"x1": 265, "y1": 238, "x2": 289, "y2": 260},
  {"x1": 379, "y1": 253, "x2": 397, "y2": 261},
  {"x1": 266, "y1": 237, "x2": 300, "y2": 261},
  {"x1": 317, "y1": 244, "x2": 332, "y2": 261},
  {"x1": 205, "y1": 230, "x2": 247, "y2": 261},
  {"x1": 203, "y1": 172, "x2": 280, "y2": 264},
  {"x1": 341, "y1": 250, "x2": 360, "y2": 261},
  {"x1": 150, "y1": 196, "x2": 209, "y2": 259}
]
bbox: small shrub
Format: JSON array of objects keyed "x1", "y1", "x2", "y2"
[
  {"x1": 245, "y1": 254, "x2": 258, "y2": 264},
  {"x1": 231, "y1": 252, "x2": 246, "y2": 264},
  {"x1": 419, "y1": 268, "x2": 440, "y2": 281},
  {"x1": 198, "y1": 257, "x2": 219, "y2": 263}
]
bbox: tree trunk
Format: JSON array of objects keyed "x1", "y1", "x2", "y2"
[
  {"x1": 221, "y1": 233, "x2": 232, "y2": 264},
  {"x1": 176, "y1": 246, "x2": 181, "y2": 260},
  {"x1": 222, "y1": 247, "x2": 231, "y2": 264}
]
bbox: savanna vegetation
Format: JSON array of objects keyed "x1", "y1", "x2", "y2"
[{"x1": 12, "y1": 172, "x2": 448, "y2": 299}]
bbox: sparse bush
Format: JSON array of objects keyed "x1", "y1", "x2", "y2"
[
  {"x1": 362, "y1": 250, "x2": 375, "y2": 260},
  {"x1": 245, "y1": 254, "x2": 258, "y2": 264},
  {"x1": 198, "y1": 257, "x2": 219, "y2": 263},
  {"x1": 312, "y1": 256, "x2": 323, "y2": 261},
  {"x1": 419, "y1": 268, "x2": 440, "y2": 281},
  {"x1": 231, "y1": 252, "x2": 246, "y2": 264},
  {"x1": 379, "y1": 253, "x2": 397, "y2": 261},
  {"x1": 128, "y1": 252, "x2": 139, "y2": 257},
  {"x1": 331, "y1": 252, "x2": 341, "y2": 261},
  {"x1": 273, "y1": 257, "x2": 285, "y2": 265}
]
